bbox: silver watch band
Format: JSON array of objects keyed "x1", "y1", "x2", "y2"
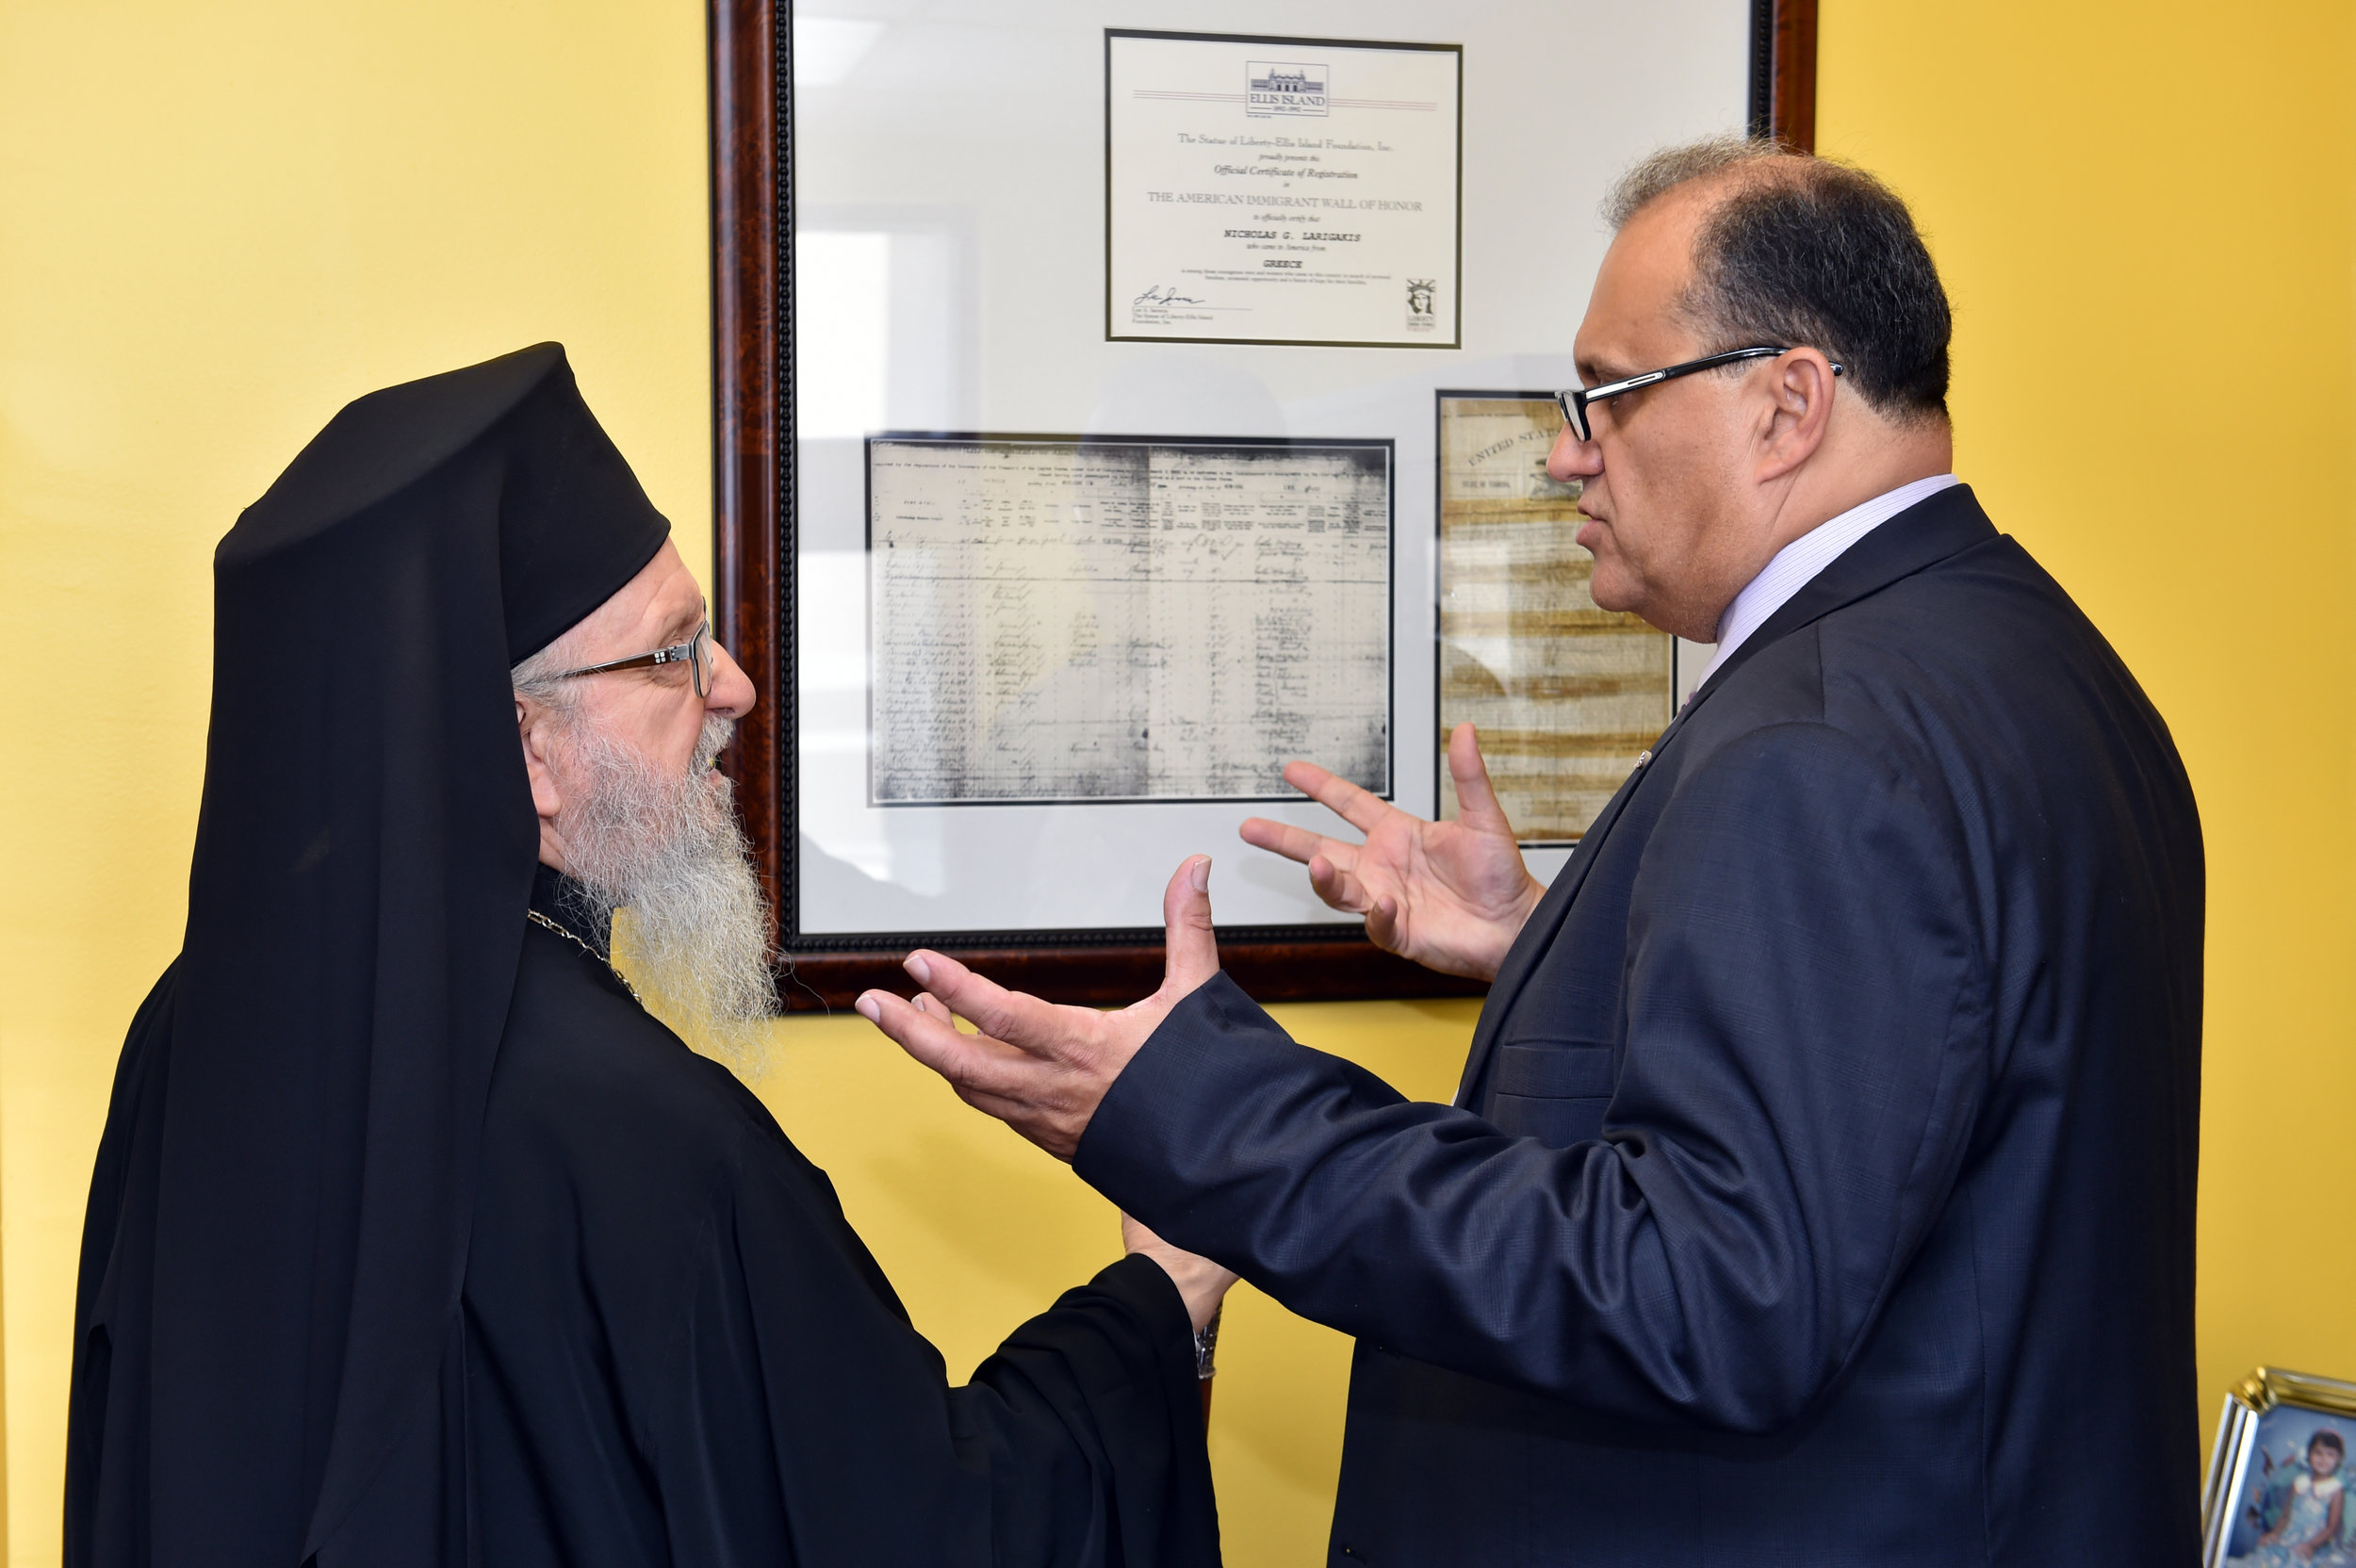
[{"x1": 1192, "y1": 1306, "x2": 1221, "y2": 1380}]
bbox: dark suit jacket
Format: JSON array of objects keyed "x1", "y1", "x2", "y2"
[{"x1": 1076, "y1": 486, "x2": 2204, "y2": 1566}]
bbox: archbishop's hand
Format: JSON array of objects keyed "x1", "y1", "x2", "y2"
[
  {"x1": 856, "y1": 856, "x2": 1220, "y2": 1162},
  {"x1": 1238, "y1": 722, "x2": 1545, "y2": 982}
]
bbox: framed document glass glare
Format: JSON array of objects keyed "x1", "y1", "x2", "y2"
[{"x1": 710, "y1": 0, "x2": 1822, "y2": 1007}]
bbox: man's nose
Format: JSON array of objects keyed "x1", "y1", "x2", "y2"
[
  {"x1": 706, "y1": 641, "x2": 759, "y2": 719},
  {"x1": 1546, "y1": 424, "x2": 1601, "y2": 482}
]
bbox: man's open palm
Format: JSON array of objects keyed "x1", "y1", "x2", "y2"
[
  {"x1": 857, "y1": 857, "x2": 1222, "y2": 1161},
  {"x1": 1238, "y1": 722, "x2": 1544, "y2": 981}
]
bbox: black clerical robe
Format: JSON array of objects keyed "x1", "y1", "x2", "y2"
[{"x1": 69, "y1": 871, "x2": 1219, "y2": 1567}]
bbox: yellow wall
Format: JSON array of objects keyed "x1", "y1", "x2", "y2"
[
  {"x1": 1, "y1": 3, "x2": 2348, "y2": 1565},
  {"x1": 0, "y1": 4, "x2": 714, "y2": 1560}
]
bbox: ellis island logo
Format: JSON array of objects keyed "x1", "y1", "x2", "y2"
[
  {"x1": 1405, "y1": 277, "x2": 1436, "y2": 331},
  {"x1": 1247, "y1": 60, "x2": 1328, "y2": 117}
]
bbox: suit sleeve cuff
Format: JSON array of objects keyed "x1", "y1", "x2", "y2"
[{"x1": 1074, "y1": 971, "x2": 1287, "y2": 1222}]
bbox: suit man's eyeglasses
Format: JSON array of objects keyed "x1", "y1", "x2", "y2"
[
  {"x1": 552, "y1": 601, "x2": 717, "y2": 698},
  {"x1": 1556, "y1": 346, "x2": 1845, "y2": 443}
]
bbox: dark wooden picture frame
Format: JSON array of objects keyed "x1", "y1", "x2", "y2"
[{"x1": 710, "y1": 0, "x2": 1821, "y2": 1010}]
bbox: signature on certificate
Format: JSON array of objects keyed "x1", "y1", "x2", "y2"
[{"x1": 1134, "y1": 284, "x2": 1207, "y2": 307}]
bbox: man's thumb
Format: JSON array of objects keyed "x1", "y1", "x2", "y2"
[{"x1": 1161, "y1": 855, "x2": 1220, "y2": 995}]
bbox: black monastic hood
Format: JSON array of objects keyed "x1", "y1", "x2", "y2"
[{"x1": 67, "y1": 344, "x2": 669, "y2": 1565}]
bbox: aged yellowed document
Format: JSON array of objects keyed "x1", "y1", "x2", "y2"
[
  {"x1": 870, "y1": 436, "x2": 1391, "y2": 804},
  {"x1": 1437, "y1": 394, "x2": 1672, "y2": 841}
]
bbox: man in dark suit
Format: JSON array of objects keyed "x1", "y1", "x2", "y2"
[{"x1": 859, "y1": 140, "x2": 2205, "y2": 1565}]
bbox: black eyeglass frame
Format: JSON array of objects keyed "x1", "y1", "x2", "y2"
[
  {"x1": 1555, "y1": 346, "x2": 1844, "y2": 442},
  {"x1": 553, "y1": 601, "x2": 717, "y2": 698}
]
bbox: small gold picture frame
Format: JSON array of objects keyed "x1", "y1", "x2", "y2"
[{"x1": 2203, "y1": 1366, "x2": 2356, "y2": 1566}]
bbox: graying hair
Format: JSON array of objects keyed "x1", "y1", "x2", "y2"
[
  {"x1": 511, "y1": 639, "x2": 579, "y2": 713},
  {"x1": 1599, "y1": 136, "x2": 1954, "y2": 420},
  {"x1": 1602, "y1": 135, "x2": 1790, "y2": 229},
  {"x1": 554, "y1": 711, "x2": 777, "y2": 1064}
]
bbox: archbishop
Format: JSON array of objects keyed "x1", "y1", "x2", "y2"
[{"x1": 65, "y1": 345, "x2": 1228, "y2": 1568}]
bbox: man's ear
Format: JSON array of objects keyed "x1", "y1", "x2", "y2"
[
  {"x1": 1755, "y1": 348, "x2": 1839, "y2": 482},
  {"x1": 515, "y1": 697, "x2": 564, "y2": 825}
]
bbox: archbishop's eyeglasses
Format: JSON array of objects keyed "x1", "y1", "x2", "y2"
[
  {"x1": 1556, "y1": 346, "x2": 1845, "y2": 443},
  {"x1": 553, "y1": 600, "x2": 717, "y2": 698}
]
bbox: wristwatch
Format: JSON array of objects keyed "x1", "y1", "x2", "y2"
[{"x1": 1193, "y1": 1306, "x2": 1221, "y2": 1381}]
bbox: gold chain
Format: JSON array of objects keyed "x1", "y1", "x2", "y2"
[{"x1": 526, "y1": 907, "x2": 646, "y2": 1006}]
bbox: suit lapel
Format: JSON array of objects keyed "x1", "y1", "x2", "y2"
[{"x1": 1448, "y1": 484, "x2": 2000, "y2": 1110}]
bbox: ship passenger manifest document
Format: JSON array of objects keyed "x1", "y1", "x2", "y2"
[{"x1": 867, "y1": 435, "x2": 1392, "y2": 805}]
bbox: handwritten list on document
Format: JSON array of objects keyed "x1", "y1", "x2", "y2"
[{"x1": 868, "y1": 437, "x2": 1391, "y2": 804}]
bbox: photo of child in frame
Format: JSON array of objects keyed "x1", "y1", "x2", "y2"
[{"x1": 2229, "y1": 1412, "x2": 2354, "y2": 1565}]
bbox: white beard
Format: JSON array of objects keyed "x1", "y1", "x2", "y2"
[{"x1": 550, "y1": 713, "x2": 776, "y2": 1065}]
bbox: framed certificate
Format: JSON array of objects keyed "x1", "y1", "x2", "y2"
[
  {"x1": 710, "y1": 0, "x2": 1820, "y2": 1007},
  {"x1": 1435, "y1": 392, "x2": 1676, "y2": 846},
  {"x1": 1105, "y1": 30, "x2": 1462, "y2": 348}
]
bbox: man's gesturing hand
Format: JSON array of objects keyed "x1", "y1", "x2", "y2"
[
  {"x1": 855, "y1": 856, "x2": 1221, "y2": 1162},
  {"x1": 1238, "y1": 722, "x2": 1545, "y2": 982}
]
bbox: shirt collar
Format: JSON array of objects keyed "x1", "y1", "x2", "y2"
[{"x1": 1694, "y1": 473, "x2": 1961, "y2": 695}]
